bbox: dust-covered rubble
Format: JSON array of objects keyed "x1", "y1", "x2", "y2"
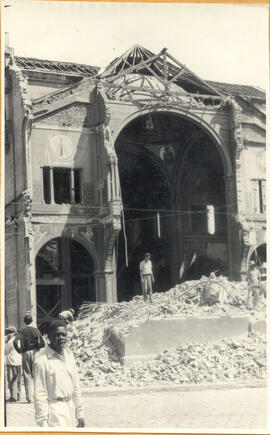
[
  {"x1": 70, "y1": 332, "x2": 266, "y2": 389},
  {"x1": 67, "y1": 278, "x2": 266, "y2": 389}
]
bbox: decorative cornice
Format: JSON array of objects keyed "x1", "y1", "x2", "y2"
[
  {"x1": 7, "y1": 62, "x2": 33, "y2": 117},
  {"x1": 32, "y1": 77, "x2": 97, "y2": 114}
]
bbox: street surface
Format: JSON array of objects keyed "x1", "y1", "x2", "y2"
[{"x1": 5, "y1": 387, "x2": 267, "y2": 431}]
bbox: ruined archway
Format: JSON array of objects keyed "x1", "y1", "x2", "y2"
[
  {"x1": 115, "y1": 111, "x2": 230, "y2": 300},
  {"x1": 35, "y1": 237, "x2": 95, "y2": 331}
]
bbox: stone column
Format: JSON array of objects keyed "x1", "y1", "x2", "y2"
[
  {"x1": 61, "y1": 238, "x2": 72, "y2": 308},
  {"x1": 27, "y1": 232, "x2": 37, "y2": 326},
  {"x1": 50, "y1": 167, "x2": 55, "y2": 204},
  {"x1": 94, "y1": 269, "x2": 117, "y2": 303},
  {"x1": 224, "y1": 174, "x2": 241, "y2": 280}
]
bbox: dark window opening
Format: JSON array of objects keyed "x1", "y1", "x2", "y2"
[
  {"x1": 42, "y1": 167, "x2": 82, "y2": 204},
  {"x1": 43, "y1": 167, "x2": 51, "y2": 204},
  {"x1": 74, "y1": 169, "x2": 81, "y2": 204},
  {"x1": 251, "y1": 179, "x2": 266, "y2": 214},
  {"x1": 258, "y1": 179, "x2": 266, "y2": 214},
  {"x1": 53, "y1": 168, "x2": 71, "y2": 204}
]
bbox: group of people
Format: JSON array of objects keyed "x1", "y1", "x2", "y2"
[
  {"x1": 5, "y1": 309, "x2": 85, "y2": 427},
  {"x1": 5, "y1": 314, "x2": 45, "y2": 404}
]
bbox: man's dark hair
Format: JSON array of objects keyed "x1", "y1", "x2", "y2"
[
  {"x1": 47, "y1": 319, "x2": 67, "y2": 336},
  {"x1": 24, "y1": 314, "x2": 33, "y2": 325}
]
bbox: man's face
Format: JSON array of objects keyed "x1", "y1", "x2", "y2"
[
  {"x1": 49, "y1": 326, "x2": 67, "y2": 353},
  {"x1": 145, "y1": 256, "x2": 150, "y2": 262}
]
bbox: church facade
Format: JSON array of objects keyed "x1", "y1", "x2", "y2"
[{"x1": 5, "y1": 45, "x2": 266, "y2": 328}]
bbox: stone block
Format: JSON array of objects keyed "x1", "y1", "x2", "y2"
[
  {"x1": 248, "y1": 312, "x2": 266, "y2": 334},
  {"x1": 109, "y1": 314, "x2": 250, "y2": 366}
]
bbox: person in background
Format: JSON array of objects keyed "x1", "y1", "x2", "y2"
[
  {"x1": 58, "y1": 308, "x2": 75, "y2": 324},
  {"x1": 33, "y1": 320, "x2": 85, "y2": 427},
  {"x1": 247, "y1": 262, "x2": 265, "y2": 308},
  {"x1": 13, "y1": 313, "x2": 45, "y2": 403},
  {"x1": 5, "y1": 326, "x2": 22, "y2": 402},
  {"x1": 140, "y1": 253, "x2": 154, "y2": 303}
]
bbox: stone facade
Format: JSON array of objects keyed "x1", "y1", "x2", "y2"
[{"x1": 5, "y1": 45, "x2": 266, "y2": 328}]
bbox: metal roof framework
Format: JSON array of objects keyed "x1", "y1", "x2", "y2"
[
  {"x1": 14, "y1": 56, "x2": 99, "y2": 76},
  {"x1": 102, "y1": 44, "x2": 223, "y2": 98}
]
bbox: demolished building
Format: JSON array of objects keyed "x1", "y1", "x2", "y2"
[{"x1": 4, "y1": 44, "x2": 266, "y2": 328}]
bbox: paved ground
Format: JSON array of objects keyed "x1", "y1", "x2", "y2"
[{"x1": 5, "y1": 387, "x2": 267, "y2": 431}]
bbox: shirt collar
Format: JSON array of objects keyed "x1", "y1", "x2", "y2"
[{"x1": 46, "y1": 345, "x2": 67, "y2": 360}]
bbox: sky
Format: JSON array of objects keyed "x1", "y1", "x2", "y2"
[{"x1": 2, "y1": 1, "x2": 269, "y2": 89}]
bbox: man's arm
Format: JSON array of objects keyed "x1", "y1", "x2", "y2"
[
  {"x1": 71, "y1": 354, "x2": 85, "y2": 427},
  {"x1": 151, "y1": 262, "x2": 154, "y2": 283},
  {"x1": 139, "y1": 261, "x2": 143, "y2": 280},
  {"x1": 13, "y1": 334, "x2": 23, "y2": 354},
  {"x1": 36, "y1": 331, "x2": 45, "y2": 349},
  {"x1": 33, "y1": 357, "x2": 49, "y2": 427}
]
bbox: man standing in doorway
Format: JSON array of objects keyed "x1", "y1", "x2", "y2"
[
  {"x1": 140, "y1": 253, "x2": 154, "y2": 303},
  {"x1": 33, "y1": 320, "x2": 85, "y2": 427}
]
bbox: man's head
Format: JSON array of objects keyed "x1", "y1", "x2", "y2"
[
  {"x1": 24, "y1": 314, "x2": 33, "y2": 325},
  {"x1": 48, "y1": 320, "x2": 67, "y2": 354},
  {"x1": 144, "y1": 253, "x2": 151, "y2": 261}
]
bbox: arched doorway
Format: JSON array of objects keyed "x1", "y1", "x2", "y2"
[
  {"x1": 115, "y1": 111, "x2": 229, "y2": 300},
  {"x1": 116, "y1": 145, "x2": 172, "y2": 300},
  {"x1": 36, "y1": 237, "x2": 95, "y2": 331}
]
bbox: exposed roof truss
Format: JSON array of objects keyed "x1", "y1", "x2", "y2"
[{"x1": 102, "y1": 44, "x2": 222, "y2": 97}]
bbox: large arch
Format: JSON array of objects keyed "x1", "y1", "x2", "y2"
[
  {"x1": 34, "y1": 230, "x2": 99, "y2": 270},
  {"x1": 114, "y1": 109, "x2": 232, "y2": 299},
  {"x1": 112, "y1": 107, "x2": 233, "y2": 177},
  {"x1": 35, "y1": 235, "x2": 96, "y2": 330}
]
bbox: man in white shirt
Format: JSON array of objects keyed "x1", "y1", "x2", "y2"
[
  {"x1": 247, "y1": 262, "x2": 265, "y2": 308},
  {"x1": 140, "y1": 253, "x2": 154, "y2": 303},
  {"x1": 33, "y1": 320, "x2": 85, "y2": 427}
]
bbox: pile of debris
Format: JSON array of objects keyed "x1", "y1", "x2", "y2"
[
  {"x1": 67, "y1": 278, "x2": 266, "y2": 389},
  {"x1": 77, "y1": 277, "x2": 252, "y2": 338},
  {"x1": 70, "y1": 332, "x2": 266, "y2": 389}
]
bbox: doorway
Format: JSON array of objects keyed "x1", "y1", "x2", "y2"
[{"x1": 36, "y1": 237, "x2": 95, "y2": 330}]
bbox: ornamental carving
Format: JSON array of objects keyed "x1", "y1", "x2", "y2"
[
  {"x1": 62, "y1": 225, "x2": 95, "y2": 244},
  {"x1": 104, "y1": 223, "x2": 119, "y2": 271},
  {"x1": 103, "y1": 125, "x2": 117, "y2": 159},
  {"x1": 79, "y1": 226, "x2": 95, "y2": 243},
  {"x1": 39, "y1": 103, "x2": 90, "y2": 128},
  {"x1": 33, "y1": 225, "x2": 48, "y2": 247},
  {"x1": 22, "y1": 189, "x2": 32, "y2": 218},
  {"x1": 33, "y1": 77, "x2": 96, "y2": 113}
]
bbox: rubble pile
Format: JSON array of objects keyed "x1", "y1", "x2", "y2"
[
  {"x1": 70, "y1": 332, "x2": 266, "y2": 389},
  {"x1": 77, "y1": 277, "x2": 251, "y2": 338},
  {"x1": 67, "y1": 278, "x2": 266, "y2": 389}
]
